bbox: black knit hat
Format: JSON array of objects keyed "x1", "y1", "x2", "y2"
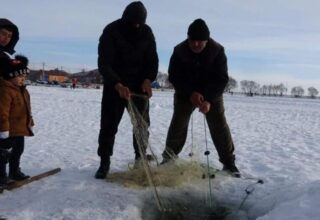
[
  {"x1": 122, "y1": 1, "x2": 147, "y2": 25},
  {"x1": 188, "y1": 19, "x2": 210, "y2": 41},
  {"x1": 1, "y1": 55, "x2": 29, "y2": 80}
]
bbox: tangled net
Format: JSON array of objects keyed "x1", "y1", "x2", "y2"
[{"x1": 107, "y1": 160, "x2": 217, "y2": 189}]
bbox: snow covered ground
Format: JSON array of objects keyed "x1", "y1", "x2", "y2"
[{"x1": 1, "y1": 86, "x2": 320, "y2": 220}]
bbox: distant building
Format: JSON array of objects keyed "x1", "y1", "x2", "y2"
[
  {"x1": 28, "y1": 69, "x2": 69, "y2": 83},
  {"x1": 46, "y1": 69, "x2": 69, "y2": 82},
  {"x1": 72, "y1": 69, "x2": 102, "y2": 84}
]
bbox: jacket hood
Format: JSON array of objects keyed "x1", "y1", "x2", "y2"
[
  {"x1": 0, "y1": 18, "x2": 19, "y2": 55},
  {"x1": 121, "y1": 1, "x2": 147, "y2": 25}
]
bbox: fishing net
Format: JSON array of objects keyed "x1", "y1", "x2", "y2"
[
  {"x1": 107, "y1": 159, "x2": 217, "y2": 188},
  {"x1": 106, "y1": 97, "x2": 251, "y2": 219},
  {"x1": 107, "y1": 97, "x2": 228, "y2": 212}
]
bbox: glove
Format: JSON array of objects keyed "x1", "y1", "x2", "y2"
[{"x1": 0, "y1": 131, "x2": 9, "y2": 139}]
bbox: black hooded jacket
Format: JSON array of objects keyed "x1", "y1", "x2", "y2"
[
  {"x1": 168, "y1": 38, "x2": 229, "y2": 102},
  {"x1": 97, "y1": 2, "x2": 158, "y2": 91},
  {"x1": 0, "y1": 18, "x2": 19, "y2": 56},
  {"x1": 0, "y1": 19, "x2": 19, "y2": 79}
]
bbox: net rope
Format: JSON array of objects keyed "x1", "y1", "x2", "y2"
[{"x1": 127, "y1": 96, "x2": 164, "y2": 211}]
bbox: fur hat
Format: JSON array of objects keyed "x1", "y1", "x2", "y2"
[
  {"x1": 122, "y1": 1, "x2": 147, "y2": 25},
  {"x1": 188, "y1": 19, "x2": 210, "y2": 41},
  {"x1": 1, "y1": 55, "x2": 29, "y2": 80}
]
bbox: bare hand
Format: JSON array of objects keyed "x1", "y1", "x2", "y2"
[
  {"x1": 141, "y1": 79, "x2": 152, "y2": 98},
  {"x1": 199, "y1": 101, "x2": 211, "y2": 114},
  {"x1": 114, "y1": 83, "x2": 131, "y2": 100},
  {"x1": 190, "y1": 92, "x2": 204, "y2": 107}
]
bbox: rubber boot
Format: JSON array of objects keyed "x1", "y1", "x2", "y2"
[
  {"x1": 223, "y1": 161, "x2": 241, "y2": 178},
  {"x1": 9, "y1": 168, "x2": 30, "y2": 181},
  {"x1": 95, "y1": 156, "x2": 110, "y2": 179}
]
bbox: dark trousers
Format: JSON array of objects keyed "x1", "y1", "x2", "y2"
[
  {"x1": 98, "y1": 86, "x2": 150, "y2": 159},
  {"x1": 163, "y1": 93, "x2": 235, "y2": 165},
  {"x1": 0, "y1": 136, "x2": 25, "y2": 176}
]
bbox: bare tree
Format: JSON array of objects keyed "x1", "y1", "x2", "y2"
[
  {"x1": 260, "y1": 85, "x2": 268, "y2": 95},
  {"x1": 291, "y1": 86, "x2": 304, "y2": 97},
  {"x1": 272, "y1": 83, "x2": 287, "y2": 96},
  {"x1": 308, "y1": 87, "x2": 319, "y2": 98},
  {"x1": 240, "y1": 80, "x2": 249, "y2": 94},
  {"x1": 260, "y1": 83, "x2": 287, "y2": 96},
  {"x1": 278, "y1": 83, "x2": 287, "y2": 96},
  {"x1": 240, "y1": 80, "x2": 259, "y2": 96},
  {"x1": 225, "y1": 76, "x2": 237, "y2": 93},
  {"x1": 267, "y1": 85, "x2": 273, "y2": 96}
]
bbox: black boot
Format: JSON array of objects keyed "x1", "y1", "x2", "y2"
[
  {"x1": 0, "y1": 163, "x2": 9, "y2": 185},
  {"x1": 9, "y1": 156, "x2": 30, "y2": 181},
  {"x1": 9, "y1": 168, "x2": 30, "y2": 181},
  {"x1": 95, "y1": 156, "x2": 110, "y2": 179},
  {"x1": 160, "y1": 150, "x2": 178, "y2": 165},
  {"x1": 0, "y1": 176, "x2": 10, "y2": 186},
  {"x1": 223, "y1": 162, "x2": 241, "y2": 178}
]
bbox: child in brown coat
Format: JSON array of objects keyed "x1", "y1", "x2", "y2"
[{"x1": 0, "y1": 55, "x2": 34, "y2": 185}]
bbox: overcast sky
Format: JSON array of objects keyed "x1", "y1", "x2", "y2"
[{"x1": 2, "y1": 0, "x2": 320, "y2": 89}]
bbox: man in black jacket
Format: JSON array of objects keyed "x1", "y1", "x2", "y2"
[
  {"x1": 161, "y1": 19, "x2": 240, "y2": 177},
  {"x1": 95, "y1": 1, "x2": 159, "y2": 179}
]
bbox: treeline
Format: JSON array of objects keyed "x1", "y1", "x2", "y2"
[
  {"x1": 225, "y1": 77, "x2": 319, "y2": 98},
  {"x1": 155, "y1": 73, "x2": 319, "y2": 98}
]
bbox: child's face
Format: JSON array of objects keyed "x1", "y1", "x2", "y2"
[
  {"x1": 0, "y1": 28, "x2": 13, "y2": 47},
  {"x1": 9, "y1": 74, "x2": 26, "y2": 87}
]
